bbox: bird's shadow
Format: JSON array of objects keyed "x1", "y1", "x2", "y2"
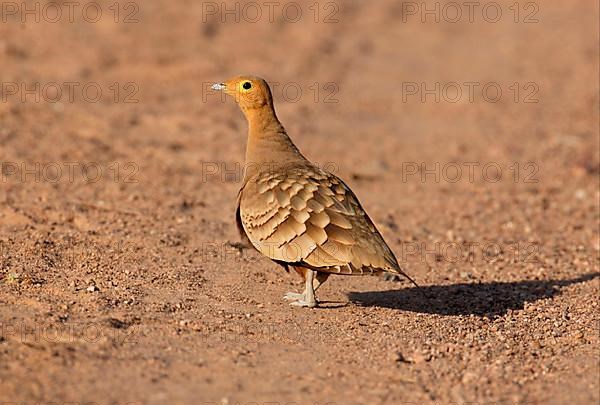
[{"x1": 348, "y1": 272, "x2": 599, "y2": 317}]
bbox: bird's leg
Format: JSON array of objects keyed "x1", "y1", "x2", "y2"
[
  {"x1": 283, "y1": 267, "x2": 309, "y2": 301},
  {"x1": 313, "y1": 272, "x2": 330, "y2": 292},
  {"x1": 284, "y1": 270, "x2": 329, "y2": 303},
  {"x1": 290, "y1": 269, "x2": 317, "y2": 308}
]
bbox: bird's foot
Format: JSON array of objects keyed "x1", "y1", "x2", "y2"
[
  {"x1": 283, "y1": 292, "x2": 305, "y2": 301},
  {"x1": 289, "y1": 298, "x2": 317, "y2": 308},
  {"x1": 283, "y1": 292, "x2": 317, "y2": 308}
]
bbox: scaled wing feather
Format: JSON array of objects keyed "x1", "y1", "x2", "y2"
[{"x1": 238, "y1": 165, "x2": 405, "y2": 276}]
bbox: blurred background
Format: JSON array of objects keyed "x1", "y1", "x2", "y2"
[{"x1": 0, "y1": 0, "x2": 598, "y2": 404}]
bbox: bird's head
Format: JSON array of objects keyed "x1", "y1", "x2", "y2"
[{"x1": 212, "y1": 75, "x2": 274, "y2": 113}]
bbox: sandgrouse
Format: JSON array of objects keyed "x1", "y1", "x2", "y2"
[{"x1": 212, "y1": 75, "x2": 418, "y2": 308}]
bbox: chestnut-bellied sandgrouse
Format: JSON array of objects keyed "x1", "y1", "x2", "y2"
[{"x1": 212, "y1": 75, "x2": 418, "y2": 308}]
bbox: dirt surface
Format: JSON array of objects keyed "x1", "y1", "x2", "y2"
[{"x1": 0, "y1": 0, "x2": 599, "y2": 404}]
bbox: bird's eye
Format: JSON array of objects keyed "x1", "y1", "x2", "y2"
[{"x1": 242, "y1": 81, "x2": 252, "y2": 90}]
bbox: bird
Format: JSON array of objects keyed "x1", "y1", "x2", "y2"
[{"x1": 212, "y1": 75, "x2": 418, "y2": 308}]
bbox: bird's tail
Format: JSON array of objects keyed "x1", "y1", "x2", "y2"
[{"x1": 398, "y1": 269, "x2": 420, "y2": 288}]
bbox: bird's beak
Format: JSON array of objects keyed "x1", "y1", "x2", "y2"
[{"x1": 211, "y1": 83, "x2": 226, "y2": 91}]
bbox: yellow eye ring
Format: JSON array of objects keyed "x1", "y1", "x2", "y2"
[{"x1": 240, "y1": 81, "x2": 252, "y2": 92}]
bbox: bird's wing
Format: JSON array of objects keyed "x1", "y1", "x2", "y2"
[{"x1": 239, "y1": 166, "x2": 415, "y2": 282}]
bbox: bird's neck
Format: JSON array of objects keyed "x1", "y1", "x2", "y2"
[{"x1": 243, "y1": 104, "x2": 306, "y2": 180}]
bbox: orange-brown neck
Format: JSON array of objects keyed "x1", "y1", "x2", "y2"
[{"x1": 242, "y1": 103, "x2": 305, "y2": 180}]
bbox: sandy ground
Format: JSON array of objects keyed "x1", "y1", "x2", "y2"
[{"x1": 0, "y1": 0, "x2": 598, "y2": 404}]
